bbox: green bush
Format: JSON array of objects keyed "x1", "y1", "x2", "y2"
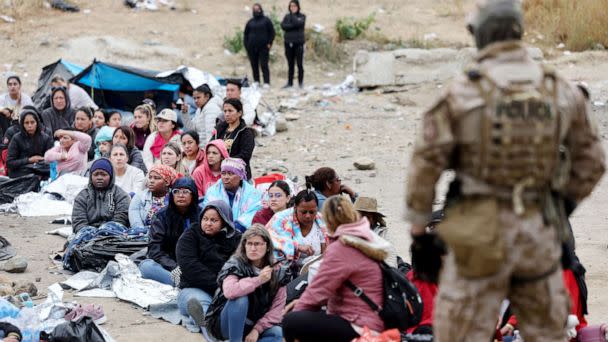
[
  {"x1": 335, "y1": 14, "x2": 375, "y2": 41},
  {"x1": 223, "y1": 29, "x2": 244, "y2": 54},
  {"x1": 269, "y1": 6, "x2": 284, "y2": 42},
  {"x1": 305, "y1": 29, "x2": 346, "y2": 64}
]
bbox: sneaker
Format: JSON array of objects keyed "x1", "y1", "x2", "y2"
[
  {"x1": 65, "y1": 304, "x2": 107, "y2": 325},
  {"x1": 282, "y1": 84, "x2": 293, "y2": 89},
  {"x1": 187, "y1": 298, "x2": 206, "y2": 328},
  {"x1": 252, "y1": 81, "x2": 260, "y2": 88},
  {"x1": 262, "y1": 83, "x2": 270, "y2": 89}
]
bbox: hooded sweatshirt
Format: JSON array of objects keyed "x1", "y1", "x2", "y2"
[
  {"x1": 295, "y1": 217, "x2": 386, "y2": 332},
  {"x1": 40, "y1": 87, "x2": 76, "y2": 135},
  {"x1": 192, "y1": 139, "x2": 230, "y2": 197},
  {"x1": 71, "y1": 158, "x2": 131, "y2": 232},
  {"x1": 6, "y1": 109, "x2": 54, "y2": 178},
  {"x1": 281, "y1": 2, "x2": 306, "y2": 45},
  {"x1": 244, "y1": 6, "x2": 276, "y2": 50},
  {"x1": 176, "y1": 200, "x2": 242, "y2": 293},
  {"x1": 147, "y1": 177, "x2": 200, "y2": 271}
]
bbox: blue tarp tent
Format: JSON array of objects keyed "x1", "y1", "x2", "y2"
[
  {"x1": 71, "y1": 60, "x2": 182, "y2": 112},
  {"x1": 32, "y1": 59, "x2": 85, "y2": 109}
]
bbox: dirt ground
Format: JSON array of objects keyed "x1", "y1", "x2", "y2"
[{"x1": 1, "y1": 1, "x2": 607, "y2": 341}]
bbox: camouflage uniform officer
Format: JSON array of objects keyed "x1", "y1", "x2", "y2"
[{"x1": 405, "y1": 1, "x2": 605, "y2": 341}]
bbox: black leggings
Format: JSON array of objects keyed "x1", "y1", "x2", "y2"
[
  {"x1": 284, "y1": 42, "x2": 304, "y2": 86},
  {"x1": 247, "y1": 45, "x2": 270, "y2": 84},
  {"x1": 283, "y1": 311, "x2": 359, "y2": 342}
]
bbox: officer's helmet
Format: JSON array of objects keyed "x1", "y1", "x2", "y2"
[{"x1": 466, "y1": 0, "x2": 524, "y2": 49}]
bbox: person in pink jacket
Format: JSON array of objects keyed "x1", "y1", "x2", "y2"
[
  {"x1": 44, "y1": 128, "x2": 91, "y2": 175},
  {"x1": 207, "y1": 224, "x2": 286, "y2": 342},
  {"x1": 283, "y1": 195, "x2": 386, "y2": 342}
]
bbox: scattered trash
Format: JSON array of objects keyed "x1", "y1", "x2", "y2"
[
  {"x1": 312, "y1": 23, "x2": 325, "y2": 33},
  {"x1": 593, "y1": 101, "x2": 605, "y2": 107},
  {"x1": 353, "y1": 157, "x2": 376, "y2": 170},
  {"x1": 423, "y1": 33, "x2": 437, "y2": 41},
  {"x1": 50, "y1": 0, "x2": 80, "y2": 12},
  {"x1": 0, "y1": 15, "x2": 15, "y2": 23},
  {"x1": 285, "y1": 113, "x2": 300, "y2": 121},
  {"x1": 557, "y1": 43, "x2": 565, "y2": 49},
  {"x1": 46, "y1": 226, "x2": 73, "y2": 239},
  {"x1": 321, "y1": 75, "x2": 358, "y2": 97}
]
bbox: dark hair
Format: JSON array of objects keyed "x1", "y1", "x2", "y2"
[
  {"x1": 194, "y1": 84, "x2": 213, "y2": 97},
  {"x1": 75, "y1": 106, "x2": 94, "y2": 119},
  {"x1": 226, "y1": 79, "x2": 242, "y2": 89},
  {"x1": 289, "y1": 0, "x2": 301, "y2": 13},
  {"x1": 112, "y1": 125, "x2": 135, "y2": 150},
  {"x1": 6, "y1": 75, "x2": 21, "y2": 85},
  {"x1": 181, "y1": 130, "x2": 200, "y2": 146},
  {"x1": 223, "y1": 98, "x2": 243, "y2": 113},
  {"x1": 268, "y1": 180, "x2": 290, "y2": 197},
  {"x1": 293, "y1": 183, "x2": 318, "y2": 207},
  {"x1": 105, "y1": 110, "x2": 121, "y2": 124},
  {"x1": 306, "y1": 167, "x2": 337, "y2": 192}
]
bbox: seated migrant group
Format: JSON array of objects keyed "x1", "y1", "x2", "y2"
[{"x1": 0, "y1": 72, "x2": 599, "y2": 342}]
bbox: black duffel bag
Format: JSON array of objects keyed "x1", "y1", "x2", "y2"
[{"x1": 72, "y1": 236, "x2": 149, "y2": 272}]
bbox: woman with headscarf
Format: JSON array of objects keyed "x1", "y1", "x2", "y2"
[
  {"x1": 244, "y1": 3, "x2": 275, "y2": 87},
  {"x1": 191, "y1": 139, "x2": 229, "y2": 198},
  {"x1": 72, "y1": 107, "x2": 98, "y2": 161},
  {"x1": 281, "y1": 0, "x2": 306, "y2": 88},
  {"x1": 176, "y1": 200, "x2": 242, "y2": 329},
  {"x1": 44, "y1": 128, "x2": 92, "y2": 176},
  {"x1": 112, "y1": 125, "x2": 146, "y2": 173},
  {"x1": 129, "y1": 164, "x2": 177, "y2": 230},
  {"x1": 202, "y1": 158, "x2": 263, "y2": 232},
  {"x1": 210, "y1": 99, "x2": 255, "y2": 180},
  {"x1": 139, "y1": 177, "x2": 200, "y2": 286},
  {"x1": 143, "y1": 108, "x2": 181, "y2": 170},
  {"x1": 40, "y1": 86, "x2": 76, "y2": 135},
  {"x1": 6, "y1": 108, "x2": 54, "y2": 178}
]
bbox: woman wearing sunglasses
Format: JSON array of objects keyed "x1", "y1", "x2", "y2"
[
  {"x1": 139, "y1": 177, "x2": 200, "y2": 286},
  {"x1": 266, "y1": 186, "x2": 327, "y2": 267}
]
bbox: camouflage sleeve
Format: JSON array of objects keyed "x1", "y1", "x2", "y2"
[
  {"x1": 563, "y1": 85, "x2": 606, "y2": 202},
  {"x1": 406, "y1": 94, "x2": 455, "y2": 226}
]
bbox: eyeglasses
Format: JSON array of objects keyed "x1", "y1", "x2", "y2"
[
  {"x1": 202, "y1": 217, "x2": 220, "y2": 224},
  {"x1": 268, "y1": 192, "x2": 284, "y2": 199},
  {"x1": 171, "y1": 188, "x2": 192, "y2": 195},
  {"x1": 245, "y1": 241, "x2": 266, "y2": 248}
]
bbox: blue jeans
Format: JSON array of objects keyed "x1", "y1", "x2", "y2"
[
  {"x1": 139, "y1": 259, "x2": 174, "y2": 286},
  {"x1": 177, "y1": 287, "x2": 213, "y2": 317},
  {"x1": 220, "y1": 296, "x2": 282, "y2": 342}
]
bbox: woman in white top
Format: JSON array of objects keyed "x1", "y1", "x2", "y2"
[{"x1": 110, "y1": 143, "x2": 146, "y2": 196}]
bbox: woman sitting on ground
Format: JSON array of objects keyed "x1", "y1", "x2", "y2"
[
  {"x1": 205, "y1": 225, "x2": 286, "y2": 342},
  {"x1": 283, "y1": 196, "x2": 388, "y2": 342},
  {"x1": 307, "y1": 167, "x2": 357, "y2": 210},
  {"x1": 104, "y1": 110, "x2": 122, "y2": 128},
  {"x1": 6, "y1": 108, "x2": 54, "y2": 178},
  {"x1": 93, "y1": 125, "x2": 115, "y2": 159},
  {"x1": 181, "y1": 130, "x2": 205, "y2": 176},
  {"x1": 159, "y1": 141, "x2": 187, "y2": 177},
  {"x1": 131, "y1": 104, "x2": 156, "y2": 150},
  {"x1": 40, "y1": 86, "x2": 75, "y2": 135},
  {"x1": 128, "y1": 164, "x2": 176, "y2": 230},
  {"x1": 93, "y1": 109, "x2": 106, "y2": 129},
  {"x1": 210, "y1": 98, "x2": 255, "y2": 180},
  {"x1": 202, "y1": 157, "x2": 263, "y2": 232},
  {"x1": 354, "y1": 196, "x2": 388, "y2": 238},
  {"x1": 72, "y1": 106, "x2": 98, "y2": 161},
  {"x1": 139, "y1": 177, "x2": 199, "y2": 286},
  {"x1": 252, "y1": 180, "x2": 291, "y2": 226},
  {"x1": 109, "y1": 144, "x2": 146, "y2": 196},
  {"x1": 112, "y1": 125, "x2": 146, "y2": 173},
  {"x1": 44, "y1": 128, "x2": 92, "y2": 176},
  {"x1": 191, "y1": 139, "x2": 229, "y2": 198},
  {"x1": 266, "y1": 187, "x2": 327, "y2": 265},
  {"x1": 175, "y1": 200, "x2": 242, "y2": 329},
  {"x1": 143, "y1": 108, "x2": 181, "y2": 170}
]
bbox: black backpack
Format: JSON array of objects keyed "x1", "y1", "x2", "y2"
[{"x1": 346, "y1": 261, "x2": 423, "y2": 331}]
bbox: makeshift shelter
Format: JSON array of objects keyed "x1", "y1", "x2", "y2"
[
  {"x1": 71, "y1": 60, "x2": 181, "y2": 112},
  {"x1": 32, "y1": 59, "x2": 84, "y2": 109}
]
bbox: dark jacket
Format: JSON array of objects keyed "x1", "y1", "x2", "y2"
[
  {"x1": 6, "y1": 110, "x2": 54, "y2": 178},
  {"x1": 244, "y1": 12, "x2": 276, "y2": 50},
  {"x1": 85, "y1": 126, "x2": 98, "y2": 161},
  {"x1": 129, "y1": 147, "x2": 147, "y2": 174},
  {"x1": 281, "y1": 12, "x2": 306, "y2": 45},
  {"x1": 40, "y1": 87, "x2": 76, "y2": 135},
  {"x1": 176, "y1": 200, "x2": 241, "y2": 293},
  {"x1": 147, "y1": 177, "x2": 200, "y2": 271},
  {"x1": 212, "y1": 119, "x2": 255, "y2": 179},
  {"x1": 71, "y1": 158, "x2": 131, "y2": 232}
]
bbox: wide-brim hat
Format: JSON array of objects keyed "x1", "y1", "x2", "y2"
[{"x1": 354, "y1": 196, "x2": 385, "y2": 217}]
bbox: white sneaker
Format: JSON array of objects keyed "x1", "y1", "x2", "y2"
[
  {"x1": 252, "y1": 81, "x2": 260, "y2": 88},
  {"x1": 263, "y1": 83, "x2": 270, "y2": 89}
]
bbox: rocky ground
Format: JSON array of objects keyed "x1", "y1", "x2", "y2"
[{"x1": 1, "y1": 0, "x2": 607, "y2": 341}]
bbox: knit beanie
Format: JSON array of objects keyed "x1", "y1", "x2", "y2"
[
  {"x1": 90, "y1": 158, "x2": 113, "y2": 177},
  {"x1": 221, "y1": 158, "x2": 247, "y2": 180}
]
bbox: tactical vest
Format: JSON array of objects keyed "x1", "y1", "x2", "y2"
[{"x1": 459, "y1": 66, "x2": 561, "y2": 193}]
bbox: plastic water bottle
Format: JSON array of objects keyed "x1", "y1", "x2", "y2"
[{"x1": 49, "y1": 161, "x2": 58, "y2": 181}]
